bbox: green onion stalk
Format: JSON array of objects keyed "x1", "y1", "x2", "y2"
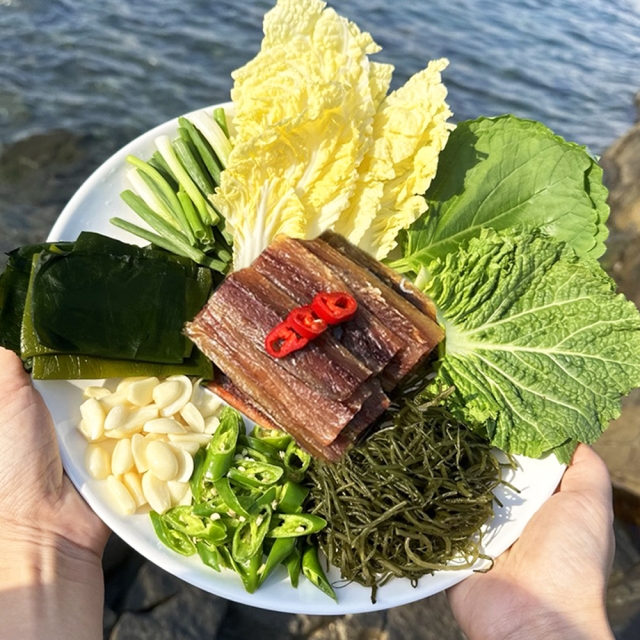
[{"x1": 111, "y1": 107, "x2": 234, "y2": 273}]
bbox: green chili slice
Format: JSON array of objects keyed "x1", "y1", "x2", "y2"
[
  {"x1": 236, "y1": 549, "x2": 262, "y2": 594},
  {"x1": 283, "y1": 440, "x2": 311, "y2": 482},
  {"x1": 150, "y1": 511, "x2": 196, "y2": 557},
  {"x1": 213, "y1": 477, "x2": 251, "y2": 519},
  {"x1": 267, "y1": 513, "x2": 327, "y2": 538},
  {"x1": 302, "y1": 545, "x2": 337, "y2": 602},
  {"x1": 203, "y1": 407, "x2": 242, "y2": 482},
  {"x1": 238, "y1": 435, "x2": 282, "y2": 462},
  {"x1": 227, "y1": 460, "x2": 284, "y2": 489},
  {"x1": 250, "y1": 425, "x2": 292, "y2": 451},
  {"x1": 196, "y1": 539, "x2": 222, "y2": 572},
  {"x1": 258, "y1": 537, "x2": 296, "y2": 587},
  {"x1": 231, "y1": 504, "x2": 272, "y2": 563},
  {"x1": 190, "y1": 447, "x2": 206, "y2": 502},
  {"x1": 286, "y1": 545, "x2": 302, "y2": 588},
  {"x1": 278, "y1": 481, "x2": 309, "y2": 514}
]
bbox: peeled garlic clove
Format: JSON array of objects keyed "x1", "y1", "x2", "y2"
[
  {"x1": 83, "y1": 386, "x2": 111, "y2": 400},
  {"x1": 111, "y1": 438, "x2": 134, "y2": 476},
  {"x1": 79, "y1": 398, "x2": 105, "y2": 442},
  {"x1": 180, "y1": 402, "x2": 205, "y2": 433},
  {"x1": 167, "y1": 433, "x2": 212, "y2": 445},
  {"x1": 191, "y1": 384, "x2": 223, "y2": 418},
  {"x1": 172, "y1": 447, "x2": 194, "y2": 483},
  {"x1": 141, "y1": 471, "x2": 171, "y2": 514},
  {"x1": 85, "y1": 443, "x2": 111, "y2": 480},
  {"x1": 168, "y1": 440, "x2": 201, "y2": 456},
  {"x1": 203, "y1": 415, "x2": 220, "y2": 435},
  {"x1": 167, "y1": 480, "x2": 189, "y2": 505},
  {"x1": 122, "y1": 471, "x2": 146, "y2": 509},
  {"x1": 125, "y1": 405, "x2": 160, "y2": 431},
  {"x1": 107, "y1": 475, "x2": 137, "y2": 516},
  {"x1": 159, "y1": 375, "x2": 192, "y2": 417},
  {"x1": 127, "y1": 377, "x2": 160, "y2": 406},
  {"x1": 131, "y1": 433, "x2": 149, "y2": 473},
  {"x1": 143, "y1": 418, "x2": 185, "y2": 435},
  {"x1": 152, "y1": 380, "x2": 182, "y2": 410},
  {"x1": 145, "y1": 440, "x2": 179, "y2": 482},
  {"x1": 99, "y1": 391, "x2": 130, "y2": 411}
]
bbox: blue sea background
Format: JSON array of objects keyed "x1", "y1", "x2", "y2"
[{"x1": 0, "y1": 0, "x2": 639, "y2": 260}]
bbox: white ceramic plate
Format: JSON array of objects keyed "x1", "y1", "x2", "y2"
[{"x1": 34, "y1": 104, "x2": 566, "y2": 615}]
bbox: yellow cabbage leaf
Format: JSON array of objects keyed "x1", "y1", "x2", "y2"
[
  {"x1": 210, "y1": 144, "x2": 308, "y2": 270},
  {"x1": 218, "y1": 0, "x2": 394, "y2": 269},
  {"x1": 333, "y1": 59, "x2": 454, "y2": 259}
]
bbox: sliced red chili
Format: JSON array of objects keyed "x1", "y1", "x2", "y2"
[
  {"x1": 287, "y1": 305, "x2": 328, "y2": 340},
  {"x1": 311, "y1": 291, "x2": 358, "y2": 325},
  {"x1": 264, "y1": 321, "x2": 308, "y2": 358}
]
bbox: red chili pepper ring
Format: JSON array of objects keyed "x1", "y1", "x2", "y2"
[
  {"x1": 311, "y1": 291, "x2": 358, "y2": 325},
  {"x1": 264, "y1": 321, "x2": 308, "y2": 358},
  {"x1": 287, "y1": 305, "x2": 328, "y2": 340}
]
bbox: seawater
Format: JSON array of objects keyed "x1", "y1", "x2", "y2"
[{"x1": 0, "y1": 0, "x2": 639, "y2": 156}]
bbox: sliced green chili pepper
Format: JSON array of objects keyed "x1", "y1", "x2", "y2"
[
  {"x1": 258, "y1": 536, "x2": 296, "y2": 587},
  {"x1": 253, "y1": 485, "x2": 278, "y2": 510},
  {"x1": 213, "y1": 477, "x2": 251, "y2": 519},
  {"x1": 267, "y1": 513, "x2": 327, "y2": 538},
  {"x1": 250, "y1": 425, "x2": 292, "y2": 451},
  {"x1": 232, "y1": 504, "x2": 272, "y2": 563},
  {"x1": 236, "y1": 549, "x2": 261, "y2": 594},
  {"x1": 196, "y1": 539, "x2": 222, "y2": 572},
  {"x1": 203, "y1": 407, "x2": 242, "y2": 482},
  {"x1": 302, "y1": 544, "x2": 337, "y2": 601},
  {"x1": 163, "y1": 505, "x2": 207, "y2": 536},
  {"x1": 238, "y1": 435, "x2": 282, "y2": 461},
  {"x1": 283, "y1": 440, "x2": 311, "y2": 482},
  {"x1": 164, "y1": 505, "x2": 224, "y2": 538},
  {"x1": 278, "y1": 481, "x2": 309, "y2": 514},
  {"x1": 216, "y1": 544, "x2": 239, "y2": 572},
  {"x1": 190, "y1": 447, "x2": 206, "y2": 501},
  {"x1": 150, "y1": 511, "x2": 196, "y2": 557},
  {"x1": 227, "y1": 460, "x2": 284, "y2": 489},
  {"x1": 286, "y1": 544, "x2": 302, "y2": 588},
  {"x1": 192, "y1": 494, "x2": 228, "y2": 517}
]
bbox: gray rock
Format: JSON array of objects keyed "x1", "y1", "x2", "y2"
[
  {"x1": 601, "y1": 91, "x2": 640, "y2": 237},
  {"x1": 110, "y1": 580, "x2": 228, "y2": 640},
  {"x1": 124, "y1": 561, "x2": 184, "y2": 612}
]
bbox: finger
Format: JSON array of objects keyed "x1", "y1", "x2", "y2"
[
  {"x1": 560, "y1": 444, "x2": 612, "y2": 503},
  {"x1": 0, "y1": 347, "x2": 32, "y2": 395}
]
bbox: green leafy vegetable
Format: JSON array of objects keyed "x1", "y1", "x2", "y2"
[
  {"x1": 423, "y1": 228, "x2": 640, "y2": 462},
  {"x1": 0, "y1": 242, "x2": 73, "y2": 355},
  {"x1": 394, "y1": 115, "x2": 609, "y2": 275}
]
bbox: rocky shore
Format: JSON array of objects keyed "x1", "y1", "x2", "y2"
[{"x1": 2, "y1": 98, "x2": 640, "y2": 638}]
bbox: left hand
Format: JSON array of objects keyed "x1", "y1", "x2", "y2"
[{"x1": 0, "y1": 346, "x2": 109, "y2": 561}]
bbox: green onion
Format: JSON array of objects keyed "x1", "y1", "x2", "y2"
[
  {"x1": 187, "y1": 110, "x2": 232, "y2": 169},
  {"x1": 178, "y1": 117, "x2": 223, "y2": 186},
  {"x1": 155, "y1": 135, "x2": 219, "y2": 226},
  {"x1": 172, "y1": 138, "x2": 215, "y2": 197},
  {"x1": 110, "y1": 217, "x2": 208, "y2": 266},
  {"x1": 213, "y1": 107, "x2": 229, "y2": 138}
]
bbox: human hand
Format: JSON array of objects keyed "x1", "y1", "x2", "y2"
[
  {"x1": 0, "y1": 346, "x2": 109, "y2": 639},
  {"x1": 448, "y1": 444, "x2": 615, "y2": 640}
]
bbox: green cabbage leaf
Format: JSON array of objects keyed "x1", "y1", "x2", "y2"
[
  {"x1": 423, "y1": 229, "x2": 640, "y2": 463},
  {"x1": 394, "y1": 115, "x2": 609, "y2": 275}
]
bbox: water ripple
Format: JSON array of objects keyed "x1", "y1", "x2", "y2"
[{"x1": 0, "y1": 0, "x2": 639, "y2": 156}]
